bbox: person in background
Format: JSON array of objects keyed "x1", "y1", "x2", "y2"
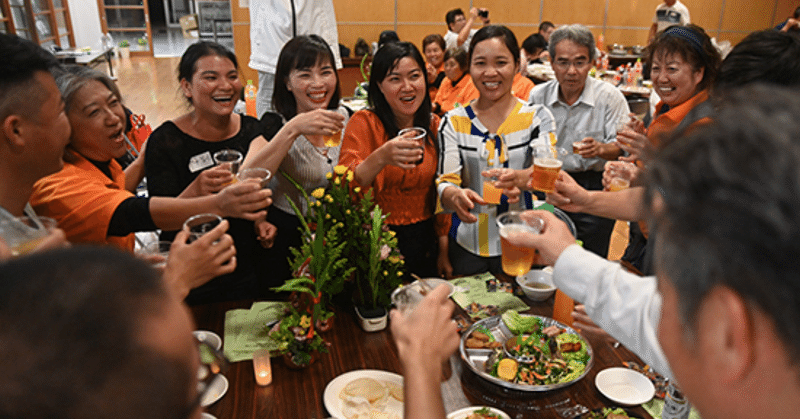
[
  {"x1": 422, "y1": 34, "x2": 447, "y2": 102},
  {"x1": 521, "y1": 33, "x2": 548, "y2": 66},
  {"x1": 444, "y1": 7, "x2": 490, "y2": 51},
  {"x1": 239, "y1": 35, "x2": 347, "y2": 288},
  {"x1": 432, "y1": 47, "x2": 478, "y2": 116},
  {"x1": 339, "y1": 41, "x2": 446, "y2": 278},
  {"x1": 0, "y1": 33, "x2": 69, "y2": 253},
  {"x1": 0, "y1": 247, "x2": 207, "y2": 419},
  {"x1": 378, "y1": 30, "x2": 400, "y2": 49},
  {"x1": 526, "y1": 24, "x2": 627, "y2": 258},
  {"x1": 249, "y1": 0, "x2": 341, "y2": 115},
  {"x1": 776, "y1": 6, "x2": 800, "y2": 32},
  {"x1": 142, "y1": 42, "x2": 275, "y2": 304},
  {"x1": 511, "y1": 72, "x2": 535, "y2": 101},
  {"x1": 437, "y1": 25, "x2": 556, "y2": 276},
  {"x1": 648, "y1": 0, "x2": 691, "y2": 43},
  {"x1": 395, "y1": 85, "x2": 800, "y2": 419},
  {"x1": 714, "y1": 29, "x2": 800, "y2": 96},
  {"x1": 538, "y1": 21, "x2": 556, "y2": 44}
]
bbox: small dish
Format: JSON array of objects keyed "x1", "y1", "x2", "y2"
[
  {"x1": 200, "y1": 413, "x2": 217, "y2": 419},
  {"x1": 200, "y1": 374, "x2": 228, "y2": 407},
  {"x1": 594, "y1": 367, "x2": 655, "y2": 406},
  {"x1": 193, "y1": 330, "x2": 222, "y2": 351},
  {"x1": 516, "y1": 269, "x2": 556, "y2": 301},
  {"x1": 447, "y1": 406, "x2": 511, "y2": 419}
]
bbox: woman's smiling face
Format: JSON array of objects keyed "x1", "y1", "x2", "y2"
[
  {"x1": 377, "y1": 56, "x2": 426, "y2": 126},
  {"x1": 470, "y1": 37, "x2": 518, "y2": 103},
  {"x1": 286, "y1": 57, "x2": 338, "y2": 114},
  {"x1": 181, "y1": 54, "x2": 242, "y2": 116},
  {"x1": 650, "y1": 51, "x2": 704, "y2": 107},
  {"x1": 67, "y1": 80, "x2": 127, "y2": 161}
]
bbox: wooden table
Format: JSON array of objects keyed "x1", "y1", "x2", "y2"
[
  {"x1": 192, "y1": 296, "x2": 654, "y2": 419},
  {"x1": 54, "y1": 48, "x2": 115, "y2": 79}
]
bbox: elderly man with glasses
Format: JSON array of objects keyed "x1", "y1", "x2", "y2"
[{"x1": 527, "y1": 24, "x2": 628, "y2": 258}]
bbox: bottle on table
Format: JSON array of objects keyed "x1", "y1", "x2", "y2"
[
  {"x1": 662, "y1": 382, "x2": 691, "y2": 419},
  {"x1": 245, "y1": 79, "x2": 258, "y2": 118}
]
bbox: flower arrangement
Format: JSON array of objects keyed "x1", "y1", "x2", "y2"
[
  {"x1": 282, "y1": 165, "x2": 404, "y2": 311},
  {"x1": 118, "y1": 40, "x2": 130, "y2": 48},
  {"x1": 267, "y1": 309, "x2": 328, "y2": 367},
  {"x1": 137, "y1": 37, "x2": 148, "y2": 46}
]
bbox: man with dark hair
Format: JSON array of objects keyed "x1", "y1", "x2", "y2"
[
  {"x1": 776, "y1": 5, "x2": 800, "y2": 32},
  {"x1": 394, "y1": 84, "x2": 800, "y2": 419},
  {"x1": 443, "y1": 6, "x2": 489, "y2": 51},
  {"x1": 715, "y1": 30, "x2": 800, "y2": 94},
  {"x1": 538, "y1": 20, "x2": 556, "y2": 44},
  {"x1": 0, "y1": 247, "x2": 203, "y2": 419},
  {"x1": 0, "y1": 33, "x2": 70, "y2": 252}
]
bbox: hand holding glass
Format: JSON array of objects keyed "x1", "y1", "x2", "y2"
[
  {"x1": 213, "y1": 149, "x2": 243, "y2": 176},
  {"x1": 183, "y1": 213, "x2": 223, "y2": 243},
  {"x1": 398, "y1": 127, "x2": 426, "y2": 165},
  {"x1": 496, "y1": 211, "x2": 545, "y2": 276},
  {"x1": 531, "y1": 145, "x2": 566, "y2": 193},
  {"x1": 236, "y1": 168, "x2": 271, "y2": 189},
  {"x1": 0, "y1": 216, "x2": 58, "y2": 256}
]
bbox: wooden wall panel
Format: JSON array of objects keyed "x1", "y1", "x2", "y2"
[
  {"x1": 396, "y1": 0, "x2": 463, "y2": 24},
  {"x1": 398, "y1": 24, "x2": 447, "y2": 49},
  {"x1": 690, "y1": 0, "x2": 725, "y2": 32},
  {"x1": 720, "y1": 0, "x2": 775, "y2": 32},
  {"x1": 774, "y1": 0, "x2": 799, "y2": 26},
  {"x1": 334, "y1": 0, "x2": 394, "y2": 22},
  {"x1": 542, "y1": 0, "x2": 605, "y2": 27},
  {"x1": 604, "y1": 28, "x2": 650, "y2": 48},
  {"x1": 607, "y1": 0, "x2": 657, "y2": 29}
]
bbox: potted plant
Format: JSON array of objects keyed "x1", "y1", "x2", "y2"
[
  {"x1": 118, "y1": 40, "x2": 130, "y2": 59},
  {"x1": 137, "y1": 37, "x2": 148, "y2": 50},
  {"x1": 267, "y1": 309, "x2": 328, "y2": 368}
]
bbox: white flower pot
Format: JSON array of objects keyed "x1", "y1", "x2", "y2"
[
  {"x1": 355, "y1": 306, "x2": 388, "y2": 332},
  {"x1": 119, "y1": 47, "x2": 130, "y2": 60}
]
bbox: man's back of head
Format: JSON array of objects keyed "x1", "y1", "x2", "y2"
[
  {"x1": 645, "y1": 84, "x2": 800, "y2": 418},
  {"x1": 0, "y1": 33, "x2": 59, "y2": 128},
  {"x1": 715, "y1": 30, "x2": 800, "y2": 95},
  {"x1": 0, "y1": 247, "x2": 195, "y2": 419}
]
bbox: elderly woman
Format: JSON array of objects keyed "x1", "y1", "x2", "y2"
[
  {"x1": 432, "y1": 47, "x2": 478, "y2": 116},
  {"x1": 423, "y1": 34, "x2": 447, "y2": 102}
]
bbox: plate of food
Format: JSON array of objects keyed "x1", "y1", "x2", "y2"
[
  {"x1": 460, "y1": 310, "x2": 593, "y2": 392},
  {"x1": 574, "y1": 407, "x2": 641, "y2": 419},
  {"x1": 323, "y1": 369, "x2": 404, "y2": 419},
  {"x1": 594, "y1": 367, "x2": 655, "y2": 406},
  {"x1": 447, "y1": 406, "x2": 511, "y2": 419},
  {"x1": 200, "y1": 374, "x2": 228, "y2": 407}
]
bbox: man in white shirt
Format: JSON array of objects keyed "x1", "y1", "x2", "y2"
[
  {"x1": 443, "y1": 7, "x2": 490, "y2": 52},
  {"x1": 528, "y1": 24, "x2": 627, "y2": 258},
  {"x1": 649, "y1": 0, "x2": 691, "y2": 43},
  {"x1": 248, "y1": 0, "x2": 341, "y2": 116}
]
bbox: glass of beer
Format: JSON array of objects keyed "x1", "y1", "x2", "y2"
[
  {"x1": 183, "y1": 213, "x2": 223, "y2": 243},
  {"x1": 398, "y1": 127, "x2": 426, "y2": 165},
  {"x1": 483, "y1": 176, "x2": 503, "y2": 205},
  {"x1": 322, "y1": 129, "x2": 343, "y2": 148},
  {"x1": 531, "y1": 145, "x2": 564, "y2": 193},
  {"x1": 496, "y1": 211, "x2": 545, "y2": 277},
  {"x1": 213, "y1": 149, "x2": 243, "y2": 176},
  {"x1": 236, "y1": 168, "x2": 272, "y2": 189},
  {"x1": 0, "y1": 216, "x2": 57, "y2": 256}
]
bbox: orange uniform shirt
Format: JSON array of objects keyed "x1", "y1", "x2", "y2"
[
  {"x1": 512, "y1": 73, "x2": 535, "y2": 101},
  {"x1": 30, "y1": 151, "x2": 135, "y2": 250},
  {"x1": 434, "y1": 74, "x2": 479, "y2": 115}
]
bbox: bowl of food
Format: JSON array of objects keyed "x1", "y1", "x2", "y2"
[{"x1": 516, "y1": 269, "x2": 556, "y2": 301}]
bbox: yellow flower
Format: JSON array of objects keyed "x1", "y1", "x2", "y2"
[
  {"x1": 311, "y1": 188, "x2": 325, "y2": 199},
  {"x1": 354, "y1": 187, "x2": 361, "y2": 194},
  {"x1": 346, "y1": 209, "x2": 351, "y2": 215},
  {"x1": 389, "y1": 230, "x2": 397, "y2": 237},
  {"x1": 398, "y1": 271, "x2": 403, "y2": 276},
  {"x1": 383, "y1": 270, "x2": 388, "y2": 276},
  {"x1": 334, "y1": 165, "x2": 347, "y2": 175},
  {"x1": 299, "y1": 315, "x2": 311, "y2": 328},
  {"x1": 316, "y1": 201, "x2": 322, "y2": 207},
  {"x1": 325, "y1": 214, "x2": 331, "y2": 219},
  {"x1": 389, "y1": 256, "x2": 400, "y2": 264},
  {"x1": 334, "y1": 178, "x2": 340, "y2": 185},
  {"x1": 338, "y1": 222, "x2": 344, "y2": 228},
  {"x1": 326, "y1": 172, "x2": 332, "y2": 179},
  {"x1": 346, "y1": 171, "x2": 354, "y2": 182},
  {"x1": 326, "y1": 195, "x2": 334, "y2": 203}
]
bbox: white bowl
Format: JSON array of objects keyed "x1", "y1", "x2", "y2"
[
  {"x1": 516, "y1": 269, "x2": 556, "y2": 301},
  {"x1": 447, "y1": 406, "x2": 511, "y2": 419},
  {"x1": 594, "y1": 367, "x2": 655, "y2": 406}
]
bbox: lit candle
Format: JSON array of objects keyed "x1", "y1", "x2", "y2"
[{"x1": 252, "y1": 349, "x2": 272, "y2": 386}]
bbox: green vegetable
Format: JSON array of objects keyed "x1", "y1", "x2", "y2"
[
  {"x1": 556, "y1": 333, "x2": 590, "y2": 364},
  {"x1": 501, "y1": 310, "x2": 541, "y2": 335}
]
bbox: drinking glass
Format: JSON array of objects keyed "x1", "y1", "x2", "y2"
[
  {"x1": 321, "y1": 129, "x2": 343, "y2": 148},
  {"x1": 0, "y1": 216, "x2": 57, "y2": 256},
  {"x1": 531, "y1": 145, "x2": 565, "y2": 193},
  {"x1": 236, "y1": 168, "x2": 272, "y2": 189},
  {"x1": 213, "y1": 149, "x2": 243, "y2": 176},
  {"x1": 398, "y1": 127, "x2": 427, "y2": 165},
  {"x1": 136, "y1": 240, "x2": 171, "y2": 268},
  {"x1": 183, "y1": 213, "x2": 223, "y2": 243},
  {"x1": 496, "y1": 211, "x2": 545, "y2": 277},
  {"x1": 483, "y1": 176, "x2": 503, "y2": 205}
]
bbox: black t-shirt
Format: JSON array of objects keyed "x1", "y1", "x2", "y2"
[{"x1": 144, "y1": 115, "x2": 269, "y2": 303}]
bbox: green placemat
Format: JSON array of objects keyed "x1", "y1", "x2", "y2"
[
  {"x1": 223, "y1": 301, "x2": 289, "y2": 362},
  {"x1": 449, "y1": 273, "x2": 529, "y2": 318},
  {"x1": 643, "y1": 399, "x2": 702, "y2": 419}
]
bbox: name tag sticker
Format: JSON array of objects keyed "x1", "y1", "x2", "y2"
[{"x1": 189, "y1": 151, "x2": 214, "y2": 173}]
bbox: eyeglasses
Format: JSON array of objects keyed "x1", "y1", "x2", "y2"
[
  {"x1": 182, "y1": 335, "x2": 230, "y2": 418},
  {"x1": 553, "y1": 59, "x2": 590, "y2": 70}
]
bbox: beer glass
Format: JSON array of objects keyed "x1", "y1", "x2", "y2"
[
  {"x1": 0, "y1": 216, "x2": 57, "y2": 256},
  {"x1": 322, "y1": 129, "x2": 343, "y2": 148},
  {"x1": 531, "y1": 145, "x2": 565, "y2": 193},
  {"x1": 496, "y1": 211, "x2": 545, "y2": 276},
  {"x1": 183, "y1": 213, "x2": 223, "y2": 243},
  {"x1": 236, "y1": 168, "x2": 272, "y2": 189},
  {"x1": 213, "y1": 149, "x2": 243, "y2": 176},
  {"x1": 398, "y1": 127, "x2": 426, "y2": 165}
]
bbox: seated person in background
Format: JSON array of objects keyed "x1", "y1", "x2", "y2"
[
  {"x1": 0, "y1": 33, "x2": 69, "y2": 253},
  {"x1": 422, "y1": 34, "x2": 447, "y2": 102},
  {"x1": 0, "y1": 247, "x2": 207, "y2": 419},
  {"x1": 521, "y1": 33, "x2": 548, "y2": 66},
  {"x1": 776, "y1": 6, "x2": 799, "y2": 32},
  {"x1": 511, "y1": 72, "x2": 535, "y2": 100},
  {"x1": 714, "y1": 29, "x2": 800, "y2": 95},
  {"x1": 396, "y1": 85, "x2": 800, "y2": 419},
  {"x1": 444, "y1": 7, "x2": 490, "y2": 51},
  {"x1": 538, "y1": 20, "x2": 556, "y2": 45},
  {"x1": 378, "y1": 30, "x2": 400, "y2": 49},
  {"x1": 432, "y1": 47, "x2": 478, "y2": 116},
  {"x1": 526, "y1": 24, "x2": 627, "y2": 258}
]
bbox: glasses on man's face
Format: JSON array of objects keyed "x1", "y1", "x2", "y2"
[
  {"x1": 553, "y1": 59, "x2": 590, "y2": 70},
  {"x1": 182, "y1": 336, "x2": 230, "y2": 418}
]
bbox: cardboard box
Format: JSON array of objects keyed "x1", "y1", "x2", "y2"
[{"x1": 179, "y1": 14, "x2": 199, "y2": 39}]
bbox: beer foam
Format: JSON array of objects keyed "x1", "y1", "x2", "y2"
[
  {"x1": 534, "y1": 157, "x2": 562, "y2": 168},
  {"x1": 499, "y1": 223, "x2": 540, "y2": 238}
]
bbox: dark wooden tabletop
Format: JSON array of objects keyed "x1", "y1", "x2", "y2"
[{"x1": 192, "y1": 295, "x2": 654, "y2": 419}]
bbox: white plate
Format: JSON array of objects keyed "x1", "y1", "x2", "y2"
[
  {"x1": 323, "y1": 369, "x2": 404, "y2": 419},
  {"x1": 194, "y1": 330, "x2": 222, "y2": 351},
  {"x1": 594, "y1": 367, "x2": 655, "y2": 406},
  {"x1": 200, "y1": 374, "x2": 229, "y2": 407},
  {"x1": 447, "y1": 406, "x2": 511, "y2": 419},
  {"x1": 200, "y1": 413, "x2": 217, "y2": 419}
]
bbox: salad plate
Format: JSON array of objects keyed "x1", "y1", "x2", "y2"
[
  {"x1": 459, "y1": 313, "x2": 593, "y2": 392},
  {"x1": 447, "y1": 406, "x2": 511, "y2": 419}
]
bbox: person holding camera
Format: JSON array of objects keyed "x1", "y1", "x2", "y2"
[{"x1": 443, "y1": 7, "x2": 490, "y2": 52}]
